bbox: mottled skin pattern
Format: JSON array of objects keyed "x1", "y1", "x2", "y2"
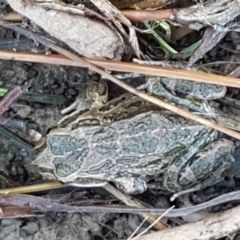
[
  {"x1": 143, "y1": 77, "x2": 227, "y2": 113},
  {"x1": 33, "y1": 92, "x2": 235, "y2": 195},
  {"x1": 160, "y1": 77, "x2": 226, "y2": 100}
]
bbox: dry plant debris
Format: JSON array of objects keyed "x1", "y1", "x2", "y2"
[
  {"x1": 7, "y1": 0, "x2": 124, "y2": 60},
  {"x1": 110, "y1": 0, "x2": 170, "y2": 9},
  {"x1": 6, "y1": 23, "x2": 240, "y2": 140},
  {"x1": 89, "y1": 0, "x2": 142, "y2": 58},
  {"x1": 0, "y1": 189, "x2": 240, "y2": 217},
  {"x1": 120, "y1": 0, "x2": 240, "y2": 28},
  {"x1": 2, "y1": 0, "x2": 240, "y2": 239},
  {"x1": 136, "y1": 204, "x2": 240, "y2": 240}
]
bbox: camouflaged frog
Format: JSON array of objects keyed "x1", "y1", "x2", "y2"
[{"x1": 32, "y1": 78, "x2": 235, "y2": 197}]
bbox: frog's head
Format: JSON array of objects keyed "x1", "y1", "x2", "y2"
[{"x1": 86, "y1": 82, "x2": 108, "y2": 107}]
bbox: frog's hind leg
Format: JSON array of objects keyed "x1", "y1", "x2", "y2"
[
  {"x1": 142, "y1": 77, "x2": 223, "y2": 114},
  {"x1": 164, "y1": 137, "x2": 234, "y2": 201},
  {"x1": 160, "y1": 77, "x2": 226, "y2": 100}
]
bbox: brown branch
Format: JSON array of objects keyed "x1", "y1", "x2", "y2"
[
  {"x1": 4, "y1": 8, "x2": 175, "y2": 22},
  {"x1": 0, "y1": 205, "x2": 36, "y2": 218},
  {"x1": 0, "y1": 50, "x2": 239, "y2": 88},
  {"x1": 111, "y1": 0, "x2": 170, "y2": 9},
  {"x1": 121, "y1": 9, "x2": 175, "y2": 21}
]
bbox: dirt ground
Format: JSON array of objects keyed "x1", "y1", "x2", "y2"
[{"x1": 2, "y1": 0, "x2": 240, "y2": 239}]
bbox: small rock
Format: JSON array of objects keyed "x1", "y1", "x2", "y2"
[
  {"x1": 21, "y1": 222, "x2": 39, "y2": 235},
  {"x1": 113, "y1": 216, "x2": 128, "y2": 239}
]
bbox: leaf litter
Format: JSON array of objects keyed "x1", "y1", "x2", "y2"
[{"x1": 0, "y1": 0, "x2": 240, "y2": 239}]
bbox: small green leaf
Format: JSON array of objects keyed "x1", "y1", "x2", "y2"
[{"x1": 180, "y1": 40, "x2": 202, "y2": 58}]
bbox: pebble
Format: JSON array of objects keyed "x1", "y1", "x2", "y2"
[
  {"x1": 17, "y1": 78, "x2": 24, "y2": 85},
  {"x1": 54, "y1": 87, "x2": 64, "y2": 95},
  {"x1": 21, "y1": 222, "x2": 39, "y2": 235},
  {"x1": 11, "y1": 77, "x2": 17, "y2": 84},
  {"x1": 67, "y1": 88, "x2": 77, "y2": 96},
  {"x1": 51, "y1": 84, "x2": 59, "y2": 89},
  {"x1": 27, "y1": 69, "x2": 37, "y2": 78},
  {"x1": 49, "y1": 78, "x2": 56, "y2": 85}
]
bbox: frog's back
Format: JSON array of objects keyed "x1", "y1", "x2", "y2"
[{"x1": 33, "y1": 111, "x2": 217, "y2": 182}]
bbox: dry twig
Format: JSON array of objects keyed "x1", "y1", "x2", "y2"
[
  {"x1": 0, "y1": 50, "x2": 239, "y2": 88},
  {"x1": 0, "y1": 190, "x2": 240, "y2": 216},
  {"x1": 0, "y1": 205, "x2": 36, "y2": 218},
  {"x1": 129, "y1": 206, "x2": 174, "y2": 240},
  {"x1": 103, "y1": 184, "x2": 167, "y2": 231},
  {"x1": 121, "y1": 0, "x2": 240, "y2": 30},
  {"x1": 0, "y1": 182, "x2": 63, "y2": 195}
]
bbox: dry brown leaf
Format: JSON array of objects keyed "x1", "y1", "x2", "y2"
[
  {"x1": 8, "y1": 0, "x2": 124, "y2": 60},
  {"x1": 90, "y1": 0, "x2": 142, "y2": 58}
]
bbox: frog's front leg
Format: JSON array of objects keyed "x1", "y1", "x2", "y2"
[
  {"x1": 113, "y1": 176, "x2": 147, "y2": 195},
  {"x1": 163, "y1": 133, "x2": 235, "y2": 200}
]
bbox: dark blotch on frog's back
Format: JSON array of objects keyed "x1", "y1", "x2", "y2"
[
  {"x1": 116, "y1": 157, "x2": 140, "y2": 166},
  {"x1": 92, "y1": 127, "x2": 119, "y2": 155},
  {"x1": 129, "y1": 115, "x2": 160, "y2": 135},
  {"x1": 92, "y1": 127, "x2": 118, "y2": 143},
  {"x1": 88, "y1": 159, "x2": 115, "y2": 174},
  {"x1": 122, "y1": 134, "x2": 158, "y2": 154},
  {"x1": 53, "y1": 150, "x2": 85, "y2": 177},
  {"x1": 48, "y1": 135, "x2": 87, "y2": 155}
]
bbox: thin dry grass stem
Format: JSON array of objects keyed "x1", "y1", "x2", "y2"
[
  {"x1": 0, "y1": 50, "x2": 239, "y2": 88},
  {"x1": 135, "y1": 204, "x2": 240, "y2": 240},
  {"x1": 4, "y1": 8, "x2": 175, "y2": 22},
  {"x1": 103, "y1": 184, "x2": 167, "y2": 231},
  {"x1": 129, "y1": 206, "x2": 174, "y2": 240},
  {"x1": 128, "y1": 217, "x2": 149, "y2": 240},
  {"x1": 0, "y1": 182, "x2": 63, "y2": 195},
  {"x1": 2, "y1": 12, "x2": 22, "y2": 22}
]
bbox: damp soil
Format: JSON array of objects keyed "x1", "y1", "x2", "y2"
[{"x1": 2, "y1": 1, "x2": 240, "y2": 239}]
